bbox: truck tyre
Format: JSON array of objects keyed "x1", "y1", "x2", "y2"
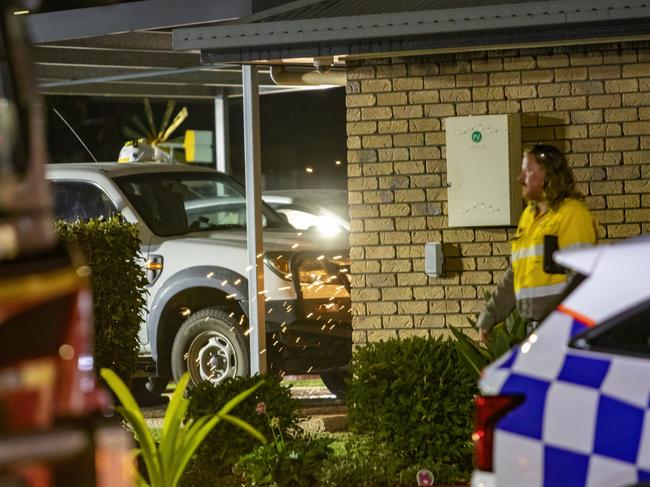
[
  {"x1": 320, "y1": 369, "x2": 349, "y2": 399},
  {"x1": 171, "y1": 307, "x2": 249, "y2": 386}
]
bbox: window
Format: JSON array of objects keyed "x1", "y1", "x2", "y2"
[
  {"x1": 51, "y1": 181, "x2": 118, "y2": 222},
  {"x1": 574, "y1": 300, "x2": 650, "y2": 359}
]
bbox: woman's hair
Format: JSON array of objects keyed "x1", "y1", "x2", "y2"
[{"x1": 524, "y1": 144, "x2": 583, "y2": 208}]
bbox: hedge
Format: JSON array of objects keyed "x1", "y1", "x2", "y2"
[{"x1": 56, "y1": 216, "x2": 147, "y2": 384}]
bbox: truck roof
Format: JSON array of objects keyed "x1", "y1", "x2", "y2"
[{"x1": 46, "y1": 162, "x2": 219, "y2": 178}]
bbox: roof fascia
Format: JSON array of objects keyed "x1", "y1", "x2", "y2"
[
  {"x1": 173, "y1": 0, "x2": 650, "y2": 52},
  {"x1": 27, "y1": 0, "x2": 253, "y2": 44}
]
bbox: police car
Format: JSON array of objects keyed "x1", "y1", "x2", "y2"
[{"x1": 472, "y1": 235, "x2": 650, "y2": 487}]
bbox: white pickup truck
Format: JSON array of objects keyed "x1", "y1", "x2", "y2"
[{"x1": 46, "y1": 163, "x2": 352, "y2": 396}]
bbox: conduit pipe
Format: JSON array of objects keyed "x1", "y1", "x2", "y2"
[{"x1": 270, "y1": 65, "x2": 346, "y2": 86}]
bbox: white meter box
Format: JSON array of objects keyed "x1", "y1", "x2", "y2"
[{"x1": 445, "y1": 114, "x2": 522, "y2": 227}]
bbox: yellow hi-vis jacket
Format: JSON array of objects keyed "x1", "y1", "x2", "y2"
[{"x1": 477, "y1": 197, "x2": 597, "y2": 332}]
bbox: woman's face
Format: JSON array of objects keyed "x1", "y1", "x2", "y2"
[{"x1": 518, "y1": 152, "x2": 546, "y2": 202}]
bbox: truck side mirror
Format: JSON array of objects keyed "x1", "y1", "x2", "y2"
[{"x1": 543, "y1": 235, "x2": 566, "y2": 274}]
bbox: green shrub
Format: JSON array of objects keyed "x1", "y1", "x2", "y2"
[
  {"x1": 235, "y1": 435, "x2": 332, "y2": 487},
  {"x1": 182, "y1": 374, "x2": 301, "y2": 485},
  {"x1": 56, "y1": 217, "x2": 147, "y2": 384},
  {"x1": 346, "y1": 336, "x2": 477, "y2": 484}
]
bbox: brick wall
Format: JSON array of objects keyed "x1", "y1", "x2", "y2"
[{"x1": 345, "y1": 42, "x2": 650, "y2": 345}]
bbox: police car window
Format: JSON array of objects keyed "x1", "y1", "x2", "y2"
[
  {"x1": 579, "y1": 301, "x2": 650, "y2": 358},
  {"x1": 52, "y1": 181, "x2": 118, "y2": 222}
]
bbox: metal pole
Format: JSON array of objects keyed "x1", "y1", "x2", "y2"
[
  {"x1": 242, "y1": 64, "x2": 266, "y2": 375},
  {"x1": 214, "y1": 91, "x2": 230, "y2": 173}
]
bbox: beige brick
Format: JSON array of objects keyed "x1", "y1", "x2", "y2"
[
  {"x1": 605, "y1": 79, "x2": 639, "y2": 93},
  {"x1": 603, "y1": 50, "x2": 637, "y2": 64},
  {"x1": 377, "y1": 120, "x2": 408, "y2": 134},
  {"x1": 626, "y1": 209, "x2": 650, "y2": 222},
  {"x1": 352, "y1": 288, "x2": 381, "y2": 301},
  {"x1": 623, "y1": 151, "x2": 649, "y2": 164},
  {"x1": 461, "y1": 271, "x2": 493, "y2": 285},
  {"x1": 570, "y1": 51, "x2": 603, "y2": 66},
  {"x1": 593, "y1": 209, "x2": 624, "y2": 224},
  {"x1": 376, "y1": 63, "x2": 407, "y2": 78},
  {"x1": 396, "y1": 244, "x2": 425, "y2": 258},
  {"x1": 348, "y1": 149, "x2": 377, "y2": 164},
  {"x1": 397, "y1": 273, "x2": 428, "y2": 287},
  {"x1": 381, "y1": 287, "x2": 413, "y2": 302},
  {"x1": 556, "y1": 96, "x2": 587, "y2": 110},
  {"x1": 423, "y1": 75, "x2": 455, "y2": 89},
  {"x1": 361, "y1": 79, "x2": 392, "y2": 93},
  {"x1": 572, "y1": 139, "x2": 604, "y2": 153},
  {"x1": 378, "y1": 175, "x2": 408, "y2": 189},
  {"x1": 472, "y1": 58, "x2": 503, "y2": 72},
  {"x1": 354, "y1": 316, "x2": 382, "y2": 329},
  {"x1": 566, "y1": 153, "x2": 589, "y2": 167},
  {"x1": 505, "y1": 85, "x2": 537, "y2": 99},
  {"x1": 347, "y1": 94, "x2": 376, "y2": 108},
  {"x1": 459, "y1": 242, "x2": 491, "y2": 256},
  {"x1": 412, "y1": 286, "x2": 445, "y2": 300},
  {"x1": 588, "y1": 65, "x2": 621, "y2": 79},
  {"x1": 413, "y1": 315, "x2": 446, "y2": 328},
  {"x1": 522, "y1": 98, "x2": 554, "y2": 112},
  {"x1": 425, "y1": 131, "x2": 446, "y2": 145},
  {"x1": 398, "y1": 329, "x2": 432, "y2": 339},
  {"x1": 607, "y1": 224, "x2": 640, "y2": 238},
  {"x1": 590, "y1": 181, "x2": 623, "y2": 195},
  {"x1": 605, "y1": 108, "x2": 638, "y2": 122},
  {"x1": 538, "y1": 54, "x2": 570, "y2": 68},
  {"x1": 381, "y1": 259, "x2": 410, "y2": 272},
  {"x1": 349, "y1": 205, "x2": 379, "y2": 219},
  {"x1": 366, "y1": 301, "x2": 397, "y2": 315},
  {"x1": 429, "y1": 300, "x2": 461, "y2": 314},
  {"x1": 362, "y1": 135, "x2": 393, "y2": 149},
  {"x1": 361, "y1": 106, "x2": 392, "y2": 120},
  {"x1": 395, "y1": 189, "x2": 425, "y2": 202},
  {"x1": 488, "y1": 100, "x2": 521, "y2": 113},
  {"x1": 347, "y1": 108, "x2": 361, "y2": 122},
  {"x1": 607, "y1": 165, "x2": 640, "y2": 180},
  {"x1": 585, "y1": 196, "x2": 606, "y2": 210},
  {"x1": 643, "y1": 136, "x2": 650, "y2": 148},
  {"x1": 622, "y1": 63, "x2": 650, "y2": 78},
  {"x1": 410, "y1": 146, "x2": 441, "y2": 159},
  {"x1": 409, "y1": 63, "x2": 440, "y2": 76},
  {"x1": 408, "y1": 90, "x2": 440, "y2": 104},
  {"x1": 521, "y1": 69, "x2": 554, "y2": 84},
  {"x1": 363, "y1": 190, "x2": 394, "y2": 204},
  {"x1": 348, "y1": 65, "x2": 376, "y2": 80},
  {"x1": 461, "y1": 299, "x2": 485, "y2": 314},
  {"x1": 623, "y1": 93, "x2": 650, "y2": 107},
  {"x1": 352, "y1": 330, "x2": 367, "y2": 344},
  {"x1": 643, "y1": 194, "x2": 650, "y2": 207},
  {"x1": 367, "y1": 330, "x2": 398, "y2": 342},
  {"x1": 397, "y1": 301, "x2": 427, "y2": 314},
  {"x1": 348, "y1": 121, "x2": 377, "y2": 135},
  {"x1": 347, "y1": 80, "x2": 360, "y2": 94},
  {"x1": 492, "y1": 242, "x2": 511, "y2": 255},
  {"x1": 605, "y1": 137, "x2": 638, "y2": 151},
  {"x1": 589, "y1": 94, "x2": 621, "y2": 109},
  {"x1": 409, "y1": 118, "x2": 441, "y2": 132},
  {"x1": 380, "y1": 203, "x2": 411, "y2": 217},
  {"x1": 558, "y1": 125, "x2": 589, "y2": 139},
  {"x1": 348, "y1": 177, "x2": 379, "y2": 191},
  {"x1": 489, "y1": 71, "x2": 521, "y2": 85},
  {"x1": 347, "y1": 136, "x2": 361, "y2": 150},
  {"x1": 574, "y1": 167, "x2": 605, "y2": 181},
  {"x1": 456, "y1": 73, "x2": 488, "y2": 87},
  {"x1": 456, "y1": 102, "x2": 489, "y2": 115},
  {"x1": 378, "y1": 148, "x2": 409, "y2": 161},
  {"x1": 393, "y1": 77, "x2": 423, "y2": 91},
  {"x1": 394, "y1": 161, "x2": 424, "y2": 174},
  {"x1": 348, "y1": 165, "x2": 362, "y2": 178},
  {"x1": 472, "y1": 86, "x2": 505, "y2": 100},
  {"x1": 444, "y1": 229, "x2": 475, "y2": 243},
  {"x1": 410, "y1": 174, "x2": 442, "y2": 188},
  {"x1": 607, "y1": 195, "x2": 640, "y2": 209},
  {"x1": 392, "y1": 105, "x2": 423, "y2": 119},
  {"x1": 365, "y1": 273, "x2": 396, "y2": 287},
  {"x1": 538, "y1": 83, "x2": 570, "y2": 97},
  {"x1": 475, "y1": 229, "x2": 508, "y2": 241},
  {"x1": 639, "y1": 108, "x2": 650, "y2": 120},
  {"x1": 376, "y1": 92, "x2": 407, "y2": 106},
  {"x1": 623, "y1": 121, "x2": 650, "y2": 135},
  {"x1": 588, "y1": 123, "x2": 622, "y2": 138},
  {"x1": 380, "y1": 231, "x2": 411, "y2": 245},
  {"x1": 555, "y1": 67, "x2": 587, "y2": 81},
  {"x1": 446, "y1": 286, "x2": 477, "y2": 299},
  {"x1": 365, "y1": 246, "x2": 395, "y2": 260},
  {"x1": 437, "y1": 88, "x2": 471, "y2": 102},
  {"x1": 384, "y1": 315, "x2": 414, "y2": 329},
  {"x1": 350, "y1": 260, "x2": 380, "y2": 273},
  {"x1": 393, "y1": 133, "x2": 424, "y2": 147},
  {"x1": 503, "y1": 56, "x2": 535, "y2": 70},
  {"x1": 573, "y1": 81, "x2": 604, "y2": 95},
  {"x1": 477, "y1": 256, "x2": 509, "y2": 270},
  {"x1": 362, "y1": 162, "x2": 393, "y2": 175}
]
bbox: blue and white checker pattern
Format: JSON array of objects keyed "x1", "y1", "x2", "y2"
[{"x1": 481, "y1": 310, "x2": 650, "y2": 487}]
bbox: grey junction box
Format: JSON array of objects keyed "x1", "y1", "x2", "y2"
[{"x1": 445, "y1": 114, "x2": 522, "y2": 227}]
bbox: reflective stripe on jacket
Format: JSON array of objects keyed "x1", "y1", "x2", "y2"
[{"x1": 512, "y1": 197, "x2": 597, "y2": 320}]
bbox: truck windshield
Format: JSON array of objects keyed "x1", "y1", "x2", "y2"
[{"x1": 114, "y1": 171, "x2": 289, "y2": 237}]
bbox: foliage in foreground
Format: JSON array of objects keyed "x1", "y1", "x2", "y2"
[
  {"x1": 101, "y1": 368, "x2": 265, "y2": 487},
  {"x1": 346, "y1": 336, "x2": 477, "y2": 484},
  {"x1": 182, "y1": 374, "x2": 301, "y2": 485}
]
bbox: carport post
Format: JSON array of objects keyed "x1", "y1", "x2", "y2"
[
  {"x1": 242, "y1": 65, "x2": 266, "y2": 375},
  {"x1": 214, "y1": 91, "x2": 230, "y2": 173}
]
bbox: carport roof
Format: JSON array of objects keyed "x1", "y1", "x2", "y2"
[{"x1": 172, "y1": 0, "x2": 650, "y2": 64}]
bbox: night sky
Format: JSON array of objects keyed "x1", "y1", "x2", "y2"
[{"x1": 45, "y1": 87, "x2": 347, "y2": 191}]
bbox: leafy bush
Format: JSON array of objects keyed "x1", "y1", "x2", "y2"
[
  {"x1": 235, "y1": 435, "x2": 332, "y2": 487},
  {"x1": 346, "y1": 336, "x2": 477, "y2": 484},
  {"x1": 101, "y1": 368, "x2": 265, "y2": 487},
  {"x1": 449, "y1": 294, "x2": 527, "y2": 379},
  {"x1": 182, "y1": 374, "x2": 301, "y2": 485},
  {"x1": 318, "y1": 434, "x2": 406, "y2": 487},
  {"x1": 56, "y1": 217, "x2": 147, "y2": 384}
]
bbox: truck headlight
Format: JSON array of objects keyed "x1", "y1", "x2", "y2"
[{"x1": 265, "y1": 252, "x2": 348, "y2": 284}]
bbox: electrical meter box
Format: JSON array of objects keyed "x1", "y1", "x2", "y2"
[{"x1": 445, "y1": 114, "x2": 522, "y2": 227}]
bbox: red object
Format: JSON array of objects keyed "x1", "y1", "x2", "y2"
[{"x1": 473, "y1": 395, "x2": 523, "y2": 472}]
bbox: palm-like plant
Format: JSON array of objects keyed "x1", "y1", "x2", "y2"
[{"x1": 101, "y1": 369, "x2": 266, "y2": 487}]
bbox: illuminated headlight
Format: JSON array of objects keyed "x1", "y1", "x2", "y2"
[
  {"x1": 315, "y1": 215, "x2": 342, "y2": 237},
  {"x1": 264, "y1": 252, "x2": 349, "y2": 284}
]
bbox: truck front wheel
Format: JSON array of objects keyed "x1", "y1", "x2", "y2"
[{"x1": 171, "y1": 307, "x2": 249, "y2": 386}]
